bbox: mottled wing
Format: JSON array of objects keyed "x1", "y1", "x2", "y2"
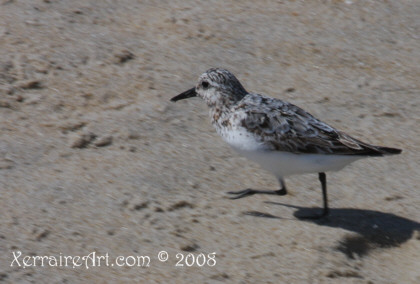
[{"x1": 237, "y1": 94, "x2": 387, "y2": 156}]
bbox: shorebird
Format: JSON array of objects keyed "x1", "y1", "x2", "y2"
[{"x1": 171, "y1": 68, "x2": 401, "y2": 218}]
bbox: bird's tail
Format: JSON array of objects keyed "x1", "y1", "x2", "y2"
[{"x1": 376, "y1": 146, "x2": 402, "y2": 156}]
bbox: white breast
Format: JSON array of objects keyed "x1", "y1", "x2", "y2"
[{"x1": 218, "y1": 127, "x2": 267, "y2": 152}]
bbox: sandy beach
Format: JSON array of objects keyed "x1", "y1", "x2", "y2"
[{"x1": 1, "y1": 0, "x2": 419, "y2": 283}]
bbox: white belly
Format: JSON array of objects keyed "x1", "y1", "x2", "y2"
[{"x1": 233, "y1": 148, "x2": 363, "y2": 178}]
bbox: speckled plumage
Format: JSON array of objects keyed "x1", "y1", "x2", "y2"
[
  {"x1": 171, "y1": 68, "x2": 401, "y2": 218},
  {"x1": 190, "y1": 68, "x2": 400, "y2": 157},
  {"x1": 216, "y1": 93, "x2": 397, "y2": 155}
]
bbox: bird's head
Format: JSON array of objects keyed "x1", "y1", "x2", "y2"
[{"x1": 171, "y1": 68, "x2": 248, "y2": 108}]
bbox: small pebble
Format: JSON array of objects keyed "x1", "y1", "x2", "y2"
[
  {"x1": 94, "y1": 135, "x2": 113, "y2": 147},
  {"x1": 69, "y1": 132, "x2": 96, "y2": 148}
]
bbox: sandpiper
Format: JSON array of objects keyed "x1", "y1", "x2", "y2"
[{"x1": 171, "y1": 68, "x2": 401, "y2": 218}]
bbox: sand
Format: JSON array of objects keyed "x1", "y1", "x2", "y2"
[{"x1": 0, "y1": 0, "x2": 419, "y2": 283}]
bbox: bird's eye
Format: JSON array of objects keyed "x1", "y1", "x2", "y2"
[{"x1": 201, "y1": 81, "x2": 209, "y2": 89}]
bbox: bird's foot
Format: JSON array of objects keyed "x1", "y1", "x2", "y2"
[
  {"x1": 227, "y1": 188, "x2": 287, "y2": 199},
  {"x1": 295, "y1": 208, "x2": 330, "y2": 220}
]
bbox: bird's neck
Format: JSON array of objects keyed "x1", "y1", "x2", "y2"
[{"x1": 208, "y1": 102, "x2": 235, "y2": 130}]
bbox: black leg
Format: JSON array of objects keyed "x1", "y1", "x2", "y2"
[
  {"x1": 319, "y1": 172, "x2": 329, "y2": 217},
  {"x1": 228, "y1": 178, "x2": 287, "y2": 199},
  {"x1": 296, "y1": 172, "x2": 329, "y2": 219}
]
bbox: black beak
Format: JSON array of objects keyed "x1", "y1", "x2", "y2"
[{"x1": 170, "y1": 87, "x2": 197, "y2": 102}]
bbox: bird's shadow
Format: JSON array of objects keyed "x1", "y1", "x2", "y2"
[{"x1": 244, "y1": 202, "x2": 420, "y2": 258}]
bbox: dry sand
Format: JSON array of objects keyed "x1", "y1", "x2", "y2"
[{"x1": 1, "y1": 0, "x2": 419, "y2": 283}]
